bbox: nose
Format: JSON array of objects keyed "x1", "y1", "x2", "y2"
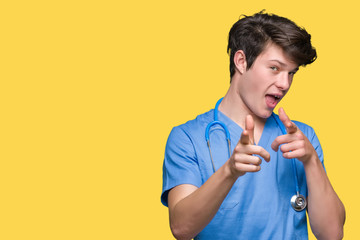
[{"x1": 275, "y1": 73, "x2": 291, "y2": 91}]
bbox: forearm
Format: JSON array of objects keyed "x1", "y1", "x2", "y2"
[
  {"x1": 169, "y1": 161, "x2": 237, "y2": 240},
  {"x1": 304, "y1": 156, "x2": 345, "y2": 240}
]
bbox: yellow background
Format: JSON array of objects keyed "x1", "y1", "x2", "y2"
[{"x1": 1, "y1": 0, "x2": 358, "y2": 239}]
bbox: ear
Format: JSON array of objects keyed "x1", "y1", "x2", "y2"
[{"x1": 233, "y1": 50, "x2": 247, "y2": 74}]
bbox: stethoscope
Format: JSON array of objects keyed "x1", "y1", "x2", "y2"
[{"x1": 205, "y1": 98, "x2": 307, "y2": 212}]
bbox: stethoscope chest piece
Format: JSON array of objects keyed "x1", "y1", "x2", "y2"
[{"x1": 290, "y1": 194, "x2": 307, "y2": 211}]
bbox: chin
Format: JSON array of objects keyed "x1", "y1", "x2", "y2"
[{"x1": 257, "y1": 109, "x2": 273, "y2": 119}]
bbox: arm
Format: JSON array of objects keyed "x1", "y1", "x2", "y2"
[
  {"x1": 271, "y1": 108, "x2": 345, "y2": 240},
  {"x1": 168, "y1": 116, "x2": 270, "y2": 240},
  {"x1": 303, "y1": 151, "x2": 345, "y2": 239}
]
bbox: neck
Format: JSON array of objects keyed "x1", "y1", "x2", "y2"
[{"x1": 218, "y1": 81, "x2": 267, "y2": 143}]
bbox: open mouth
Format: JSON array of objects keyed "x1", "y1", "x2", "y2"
[{"x1": 265, "y1": 94, "x2": 282, "y2": 108}]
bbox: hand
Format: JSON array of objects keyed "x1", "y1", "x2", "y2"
[
  {"x1": 228, "y1": 115, "x2": 270, "y2": 178},
  {"x1": 271, "y1": 108, "x2": 317, "y2": 164}
]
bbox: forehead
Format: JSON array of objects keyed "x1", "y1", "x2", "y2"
[{"x1": 254, "y1": 43, "x2": 298, "y2": 69}]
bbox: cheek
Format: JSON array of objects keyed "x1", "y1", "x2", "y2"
[
  {"x1": 249, "y1": 71, "x2": 268, "y2": 91},
  {"x1": 240, "y1": 76, "x2": 257, "y2": 96},
  {"x1": 254, "y1": 68, "x2": 269, "y2": 82}
]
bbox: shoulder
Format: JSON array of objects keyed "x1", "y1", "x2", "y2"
[
  {"x1": 165, "y1": 110, "x2": 213, "y2": 155},
  {"x1": 168, "y1": 110, "x2": 213, "y2": 140}
]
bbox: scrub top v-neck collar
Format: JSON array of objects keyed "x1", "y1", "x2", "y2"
[{"x1": 216, "y1": 110, "x2": 275, "y2": 148}]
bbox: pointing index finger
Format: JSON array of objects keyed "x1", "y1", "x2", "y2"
[
  {"x1": 245, "y1": 115, "x2": 255, "y2": 145},
  {"x1": 278, "y1": 108, "x2": 297, "y2": 134},
  {"x1": 240, "y1": 130, "x2": 250, "y2": 145}
]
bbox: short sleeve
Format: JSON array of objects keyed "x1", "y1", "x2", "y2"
[
  {"x1": 161, "y1": 126, "x2": 202, "y2": 207},
  {"x1": 296, "y1": 122, "x2": 325, "y2": 170},
  {"x1": 308, "y1": 127, "x2": 325, "y2": 170}
]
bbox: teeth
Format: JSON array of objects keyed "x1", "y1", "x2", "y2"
[{"x1": 268, "y1": 94, "x2": 281, "y2": 99}]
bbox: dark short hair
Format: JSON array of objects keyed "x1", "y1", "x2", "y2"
[{"x1": 227, "y1": 11, "x2": 317, "y2": 79}]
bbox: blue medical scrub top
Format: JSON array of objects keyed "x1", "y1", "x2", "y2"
[{"x1": 161, "y1": 109, "x2": 324, "y2": 240}]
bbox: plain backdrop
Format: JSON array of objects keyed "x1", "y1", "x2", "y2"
[{"x1": 0, "y1": 0, "x2": 358, "y2": 239}]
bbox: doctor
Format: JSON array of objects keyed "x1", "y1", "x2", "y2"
[{"x1": 161, "y1": 12, "x2": 345, "y2": 239}]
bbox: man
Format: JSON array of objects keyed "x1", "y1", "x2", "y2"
[{"x1": 161, "y1": 12, "x2": 345, "y2": 239}]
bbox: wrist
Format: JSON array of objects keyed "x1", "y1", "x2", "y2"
[
  {"x1": 302, "y1": 154, "x2": 320, "y2": 169},
  {"x1": 224, "y1": 159, "x2": 243, "y2": 181}
]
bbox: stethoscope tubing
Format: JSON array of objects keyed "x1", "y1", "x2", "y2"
[
  {"x1": 205, "y1": 98, "x2": 306, "y2": 211},
  {"x1": 272, "y1": 114, "x2": 301, "y2": 194}
]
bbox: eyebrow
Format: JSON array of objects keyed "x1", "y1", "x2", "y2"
[
  {"x1": 291, "y1": 67, "x2": 299, "y2": 73},
  {"x1": 269, "y1": 59, "x2": 299, "y2": 72}
]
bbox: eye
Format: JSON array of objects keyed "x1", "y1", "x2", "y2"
[{"x1": 270, "y1": 66, "x2": 279, "y2": 71}]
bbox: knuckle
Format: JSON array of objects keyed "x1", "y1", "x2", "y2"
[
  {"x1": 232, "y1": 154, "x2": 240, "y2": 162},
  {"x1": 296, "y1": 132, "x2": 303, "y2": 139},
  {"x1": 235, "y1": 162, "x2": 244, "y2": 171},
  {"x1": 280, "y1": 145, "x2": 286, "y2": 152},
  {"x1": 234, "y1": 144, "x2": 242, "y2": 152},
  {"x1": 252, "y1": 147, "x2": 259, "y2": 154},
  {"x1": 234, "y1": 154, "x2": 245, "y2": 162},
  {"x1": 262, "y1": 150, "x2": 270, "y2": 159},
  {"x1": 254, "y1": 147, "x2": 263, "y2": 155},
  {"x1": 300, "y1": 149, "x2": 306, "y2": 156}
]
